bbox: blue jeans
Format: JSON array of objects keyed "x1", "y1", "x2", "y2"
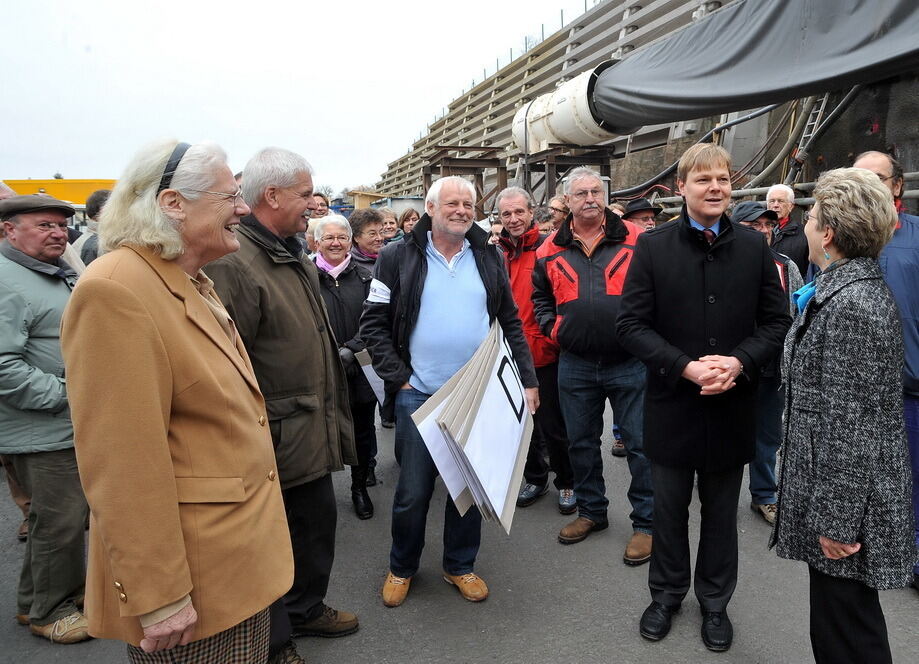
[
  {"x1": 389, "y1": 387, "x2": 482, "y2": 578},
  {"x1": 557, "y1": 352, "x2": 652, "y2": 532},
  {"x1": 905, "y1": 395, "x2": 919, "y2": 574},
  {"x1": 749, "y1": 376, "x2": 783, "y2": 504}
]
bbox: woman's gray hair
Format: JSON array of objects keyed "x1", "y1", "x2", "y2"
[
  {"x1": 425, "y1": 176, "x2": 476, "y2": 206},
  {"x1": 313, "y1": 214, "x2": 352, "y2": 241},
  {"x1": 99, "y1": 139, "x2": 228, "y2": 260},
  {"x1": 812, "y1": 167, "x2": 898, "y2": 259},
  {"x1": 377, "y1": 206, "x2": 397, "y2": 220},
  {"x1": 242, "y1": 147, "x2": 314, "y2": 207}
]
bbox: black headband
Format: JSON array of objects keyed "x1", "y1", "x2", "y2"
[{"x1": 157, "y1": 142, "x2": 191, "y2": 194}]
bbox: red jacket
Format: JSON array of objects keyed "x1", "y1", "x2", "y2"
[
  {"x1": 498, "y1": 224, "x2": 559, "y2": 368},
  {"x1": 532, "y1": 209, "x2": 643, "y2": 362}
]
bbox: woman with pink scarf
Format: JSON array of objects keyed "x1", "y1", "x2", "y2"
[{"x1": 313, "y1": 215, "x2": 378, "y2": 519}]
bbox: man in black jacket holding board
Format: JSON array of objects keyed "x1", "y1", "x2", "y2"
[{"x1": 617, "y1": 144, "x2": 790, "y2": 652}]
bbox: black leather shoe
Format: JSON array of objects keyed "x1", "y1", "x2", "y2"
[
  {"x1": 351, "y1": 488, "x2": 374, "y2": 520},
  {"x1": 701, "y1": 611, "x2": 733, "y2": 652},
  {"x1": 639, "y1": 601, "x2": 679, "y2": 641}
]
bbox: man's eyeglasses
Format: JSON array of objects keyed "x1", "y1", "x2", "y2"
[
  {"x1": 570, "y1": 189, "x2": 603, "y2": 200},
  {"x1": 550, "y1": 206, "x2": 569, "y2": 215},
  {"x1": 189, "y1": 188, "x2": 244, "y2": 206}
]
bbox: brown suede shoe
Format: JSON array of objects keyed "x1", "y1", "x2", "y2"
[
  {"x1": 290, "y1": 604, "x2": 358, "y2": 638},
  {"x1": 381, "y1": 571, "x2": 411, "y2": 607},
  {"x1": 15, "y1": 614, "x2": 28, "y2": 626},
  {"x1": 623, "y1": 532, "x2": 653, "y2": 566},
  {"x1": 29, "y1": 611, "x2": 91, "y2": 644},
  {"x1": 558, "y1": 516, "x2": 608, "y2": 544},
  {"x1": 443, "y1": 572, "x2": 489, "y2": 602}
]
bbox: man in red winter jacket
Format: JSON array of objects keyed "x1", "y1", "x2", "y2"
[{"x1": 496, "y1": 187, "x2": 575, "y2": 515}]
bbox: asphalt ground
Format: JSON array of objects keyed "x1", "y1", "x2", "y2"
[{"x1": 2, "y1": 406, "x2": 917, "y2": 663}]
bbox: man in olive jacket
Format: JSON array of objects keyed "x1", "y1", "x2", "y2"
[
  {"x1": 206, "y1": 148, "x2": 358, "y2": 642},
  {"x1": 617, "y1": 145, "x2": 790, "y2": 652}
]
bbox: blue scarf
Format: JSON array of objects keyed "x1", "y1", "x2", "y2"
[{"x1": 792, "y1": 281, "x2": 816, "y2": 313}]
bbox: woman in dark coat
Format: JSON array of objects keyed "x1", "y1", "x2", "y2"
[
  {"x1": 772, "y1": 167, "x2": 916, "y2": 664},
  {"x1": 313, "y1": 215, "x2": 378, "y2": 519}
]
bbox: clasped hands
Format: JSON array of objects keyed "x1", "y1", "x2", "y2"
[{"x1": 682, "y1": 355, "x2": 742, "y2": 395}]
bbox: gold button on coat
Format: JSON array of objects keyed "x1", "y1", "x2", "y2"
[
  {"x1": 118, "y1": 592, "x2": 127, "y2": 602},
  {"x1": 114, "y1": 581, "x2": 123, "y2": 590},
  {"x1": 268, "y1": 470, "x2": 276, "y2": 481},
  {"x1": 258, "y1": 415, "x2": 267, "y2": 426}
]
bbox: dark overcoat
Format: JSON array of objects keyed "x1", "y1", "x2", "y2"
[
  {"x1": 315, "y1": 258, "x2": 376, "y2": 404},
  {"x1": 206, "y1": 218, "x2": 357, "y2": 490},
  {"x1": 616, "y1": 208, "x2": 791, "y2": 471},
  {"x1": 770, "y1": 257, "x2": 916, "y2": 589}
]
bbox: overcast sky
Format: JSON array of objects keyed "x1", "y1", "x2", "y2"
[{"x1": 2, "y1": 0, "x2": 598, "y2": 192}]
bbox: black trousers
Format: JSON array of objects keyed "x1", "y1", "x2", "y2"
[
  {"x1": 523, "y1": 363, "x2": 574, "y2": 489},
  {"x1": 808, "y1": 566, "x2": 891, "y2": 664},
  {"x1": 282, "y1": 473, "x2": 336, "y2": 624},
  {"x1": 351, "y1": 400, "x2": 378, "y2": 467},
  {"x1": 648, "y1": 462, "x2": 743, "y2": 611}
]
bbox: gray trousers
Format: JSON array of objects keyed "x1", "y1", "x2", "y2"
[{"x1": 8, "y1": 448, "x2": 88, "y2": 625}]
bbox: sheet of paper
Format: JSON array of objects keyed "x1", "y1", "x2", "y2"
[
  {"x1": 461, "y1": 327, "x2": 532, "y2": 533},
  {"x1": 412, "y1": 385, "x2": 469, "y2": 505},
  {"x1": 355, "y1": 349, "x2": 386, "y2": 405}
]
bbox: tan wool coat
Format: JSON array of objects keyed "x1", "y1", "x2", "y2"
[{"x1": 61, "y1": 245, "x2": 294, "y2": 646}]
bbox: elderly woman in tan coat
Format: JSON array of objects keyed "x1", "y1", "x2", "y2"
[{"x1": 61, "y1": 140, "x2": 295, "y2": 663}]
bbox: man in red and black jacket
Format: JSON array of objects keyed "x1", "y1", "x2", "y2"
[
  {"x1": 532, "y1": 168, "x2": 653, "y2": 567},
  {"x1": 496, "y1": 187, "x2": 575, "y2": 515}
]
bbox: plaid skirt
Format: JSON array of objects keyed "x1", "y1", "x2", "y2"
[{"x1": 126, "y1": 608, "x2": 270, "y2": 664}]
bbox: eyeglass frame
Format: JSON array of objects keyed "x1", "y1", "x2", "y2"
[{"x1": 187, "y1": 188, "x2": 245, "y2": 206}]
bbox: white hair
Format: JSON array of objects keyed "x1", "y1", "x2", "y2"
[
  {"x1": 100, "y1": 139, "x2": 228, "y2": 260},
  {"x1": 565, "y1": 166, "x2": 603, "y2": 194},
  {"x1": 495, "y1": 186, "x2": 534, "y2": 209},
  {"x1": 425, "y1": 176, "x2": 476, "y2": 206},
  {"x1": 313, "y1": 214, "x2": 352, "y2": 241},
  {"x1": 242, "y1": 147, "x2": 314, "y2": 207},
  {"x1": 767, "y1": 183, "x2": 795, "y2": 202}
]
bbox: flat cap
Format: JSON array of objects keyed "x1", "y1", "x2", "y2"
[
  {"x1": 0, "y1": 194, "x2": 75, "y2": 221},
  {"x1": 730, "y1": 200, "x2": 778, "y2": 225}
]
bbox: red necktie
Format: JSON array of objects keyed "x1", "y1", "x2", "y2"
[{"x1": 703, "y1": 228, "x2": 716, "y2": 245}]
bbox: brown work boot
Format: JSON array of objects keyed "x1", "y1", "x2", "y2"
[
  {"x1": 29, "y1": 611, "x2": 91, "y2": 644},
  {"x1": 623, "y1": 532, "x2": 653, "y2": 566},
  {"x1": 558, "y1": 516, "x2": 608, "y2": 544},
  {"x1": 381, "y1": 571, "x2": 411, "y2": 607},
  {"x1": 443, "y1": 572, "x2": 489, "y2": 602},
  {"x1": 15, "y1": 613, "x2": 28, "y2": 626},
  {"x1": 269, "y1": 639, "x2": 306, "y2": 663},
  {"x1": 290, "y1": 604, "x2": 358, "y2": 638}
]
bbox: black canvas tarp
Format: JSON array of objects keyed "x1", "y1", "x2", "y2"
[{"x1": 591, "y1": 0, "x2": 919, "y2": 133}]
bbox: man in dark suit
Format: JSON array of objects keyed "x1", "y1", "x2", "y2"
[{"x1": 617, "y1": 144, "x2": 790, "y2": 652}]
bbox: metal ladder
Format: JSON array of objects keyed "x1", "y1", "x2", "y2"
[{"x1": 797, "y1": 93, "x2": 830, "y2": 148}]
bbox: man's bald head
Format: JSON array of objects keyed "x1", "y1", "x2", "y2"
[{"x1": 853, "y1": 151, "x2": 904, "y2": 199}]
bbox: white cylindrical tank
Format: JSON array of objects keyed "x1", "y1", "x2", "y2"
[{"x1": 510, "y1": 60, "x2": 641, "y2": 154}]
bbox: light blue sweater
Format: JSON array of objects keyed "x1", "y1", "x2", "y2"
[{"x1": 409, "y1": 234, "x2": 489, "y2": 394}]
